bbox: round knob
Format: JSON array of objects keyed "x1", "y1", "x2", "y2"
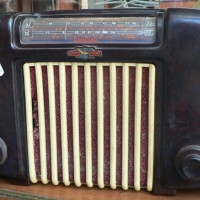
[
  {"x1": 175, "y1": 145, "x2": 200, "y2": 181},
  {"x1": 0, "y1": 138, "x2": 7, "y2": 164},
  {"x1": 181, "y1": 154, "x2": 200, "y2": 181}
]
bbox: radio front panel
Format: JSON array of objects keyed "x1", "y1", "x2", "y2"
[{"x1": 0, "y1": 8, "x2": 200, "y2": 196}]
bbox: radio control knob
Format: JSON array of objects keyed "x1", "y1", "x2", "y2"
[
  {"x1": 0, "y1": 138, "x2": 7, "y2": 164},
  {"x1": 180, "y1": 154, "x2": 200, "y2": 181},
  {"x1": 175, "y1": 145, "x2": 200, "y2": 181}
]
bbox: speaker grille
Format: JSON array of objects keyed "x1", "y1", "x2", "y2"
[{"x1": 23, "y1": 62, "x2": 155, "y2": 191}]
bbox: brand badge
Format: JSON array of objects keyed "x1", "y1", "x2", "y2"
[{"x1": 67, "y1": 47, "x2": 102, "y2": 59}]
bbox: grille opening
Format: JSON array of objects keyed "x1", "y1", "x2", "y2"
[{"x1": 23, "y1": 62, "x2": 155, "y2": 191}]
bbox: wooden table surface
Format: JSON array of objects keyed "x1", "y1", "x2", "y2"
[{"x1": 0, "y1": 177, "x2": 200, "y2": 200}]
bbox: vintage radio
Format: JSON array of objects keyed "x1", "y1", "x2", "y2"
[{"x1": 1, "y1": 7, "x2": 200, "y2": 196}]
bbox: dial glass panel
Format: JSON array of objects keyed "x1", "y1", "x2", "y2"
[{"x1": 21, "y1": 17, "x2": 156, "y2": 44}]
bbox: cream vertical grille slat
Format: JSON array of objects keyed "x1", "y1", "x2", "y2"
[
  {"x1": 24, "y1": 62, "x2": 156, "y2": 191},
  {"x1": 47, "y1": 62, "x2": 59, "y2": 185},
  {"x1": 110, "y1": 63, "x2": 117, "y2": 189},
  {"x1": 35, "y1": 63, "x2": 49, "y2": 184},
  {"x1": 134, "y1": 64, "x2": 143, "y2": 191},
  {"x1": 72, "y1": 62, "x2": 81, "y2": 187},
  {"x1": 84, "y1": 63, "x2": 93, "y2": 188},
  {"x1": 59, "y1": 62, "x2": 70, "y2": 186},
  {"x1": 97, "y1": 63, "x2": 104, "y2": 189},
  {"x1": 147, "y1": 64, "x2": 156, "y2": 192},
  {"x1": 23, "y1": 63, "x2": 38, "y2": 184},
  {"x1": 122, "y1": 63, "x2": 129, "y2": 190}
]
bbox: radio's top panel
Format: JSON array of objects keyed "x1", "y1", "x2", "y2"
[{"x1": 21, "y1": 17, "x2": 156, "y2": 44}]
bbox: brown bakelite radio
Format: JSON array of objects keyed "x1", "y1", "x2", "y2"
[{"x1": 0, "y1": 7, "x2": 200, "y2": 196}]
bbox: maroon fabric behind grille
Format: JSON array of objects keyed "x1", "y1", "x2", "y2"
[
  {"x1": 78, "y1": 66, "x2": 86, "y2": 183},
  {"x1": 116, "y1": 66, "x2": 122, "y2": 186},
  {"x1": 65, "y1": 66, "x2": 74, "y2": 183},
  {"x1": 128, "y1": 67, "x2": 136, "y2": 187},
  {"x1": 30, "y1": 63, "x2": 150, "y2": 188},
  {"x1": 30, "y1": 67, "x2": 41, "y2": 180},
  {"x1": 103, "y1": 67, "x2": 110, "y2": 185},
  {"x1": 41, "y1": 66, "x2": 52, "y2": 181},
  {"x1": 141, "y1": 68, "x2": 149, "y2": 187},
  {"x1": 54, "y1": 66, "x2": 63, "y2": 181},
  {"x1": 91, "y1": 67, "x2": 98, "y2": 184}
]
